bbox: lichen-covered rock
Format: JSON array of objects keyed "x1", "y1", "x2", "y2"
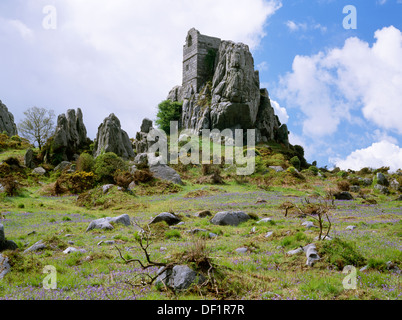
[
  {"x1": 86, "y1": 214, "x2": 131, "y2": 232},
  {"x1": 0, "y1": 224, "x2": 17, "y2": 252},
  {"x1": 93, "y1": 114, "x2": 134, "y2": 160},
  {"x1": 149, "y1": 164, "x2": 183, "y2": 185},
  {"x1": 24, "y1": 149, "x2": 35, "y2": 169},
  {"x1": 0, "y1": 100, "x2": 18, "y2": 136},
  {"x1": 149, "y1": 212, "x2": 181, "y2": 226},
  {"x1": 210, "y1": 211, "x2": 250, "y2": 226},
  {"x1": 0, "y1": 254, "x2": 11, "y2": 279},
  {"x1": 155, "y1": 265, "x2": 205, "y2": 291},
  {"x1": 376, "y1": 173, "x2": 389, "y2": 186},
  {"x1": 32, "y1": 167, "x2": 46, "y2": 176}
]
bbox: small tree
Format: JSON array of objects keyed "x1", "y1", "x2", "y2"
[
  {"x1": 155, "y1": 100, "x2": 182, "y2": 135},
  {"x1": 18, "y1": 107, "x2": 55, "y2": 150}
]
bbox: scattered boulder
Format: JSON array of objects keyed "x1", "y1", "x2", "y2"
[
  {"x1": 376, "y1": 173, "x2": 389, "y2": 186},
  {"x1": 24, "y1": 240, "x2": 46, "y2": 253},
  {"x1": 235, "y1": 247, "x2": 249, "y2": 254},
  {"x1": 194, "y1": 210, "x2": 212, "y2": 218},
  {"x1": 287, "y1": 247, "x2": 303, "y2": 255},
  {"x1": 0, "y1": 254, "x2": 11, "y2": 279},
  {"x1": 334, "y1": 191, "x2": 354, "y2": 200},
  {"x1": 0, "y1": 100, "x2": 18, "y2": 136},
  {"x1": 134, "y1": 153, "x2": 148, "y2": 166},
  {"x1": 390, "y1": 179, "x2": 400, "y2": 190},
  {"x1": 374, "y1": 184, "x2": 390, "y2": 195},
  {"x1": 210, "y1": 211, "x2": 250, "y2": 226},
  {"x1": 63, "y1": 247, "x2": 87, "y2": 254},
  {"x1": 314, "y1": 234, "x2": 333, "y2": 241},
  {"x1": 346, "y1": 225, "x2": 357, "y2": 231},
  {"x1": 102, "y1": 184, "x2": 115, "y2": 194},
  {"x1": 302, "y1": 221, "x2": 317, "y2": 229},
  {"x1": 269, "y1": 166, "x2": 284, "y2": 172},
  {"x1": 54, "y1": 161, "x2": 72, "y2": 172},
  {"x1": 265, "y1": 231, "x2": 274, "y2": 238},
  {"x1": 303, "y1": 243, "x2": 320, "y2": 267},
  {"x1": 149, "y1": 164, "x2": 183, "y2": 185},
  {"x1": 127, "y1": 181, "x2": 136, "y2": 192},
  {"x1": 155, "y1": 265, "x2": 206, "y2": 291},
  {"x1": 257, "y1": 218, "x2": 272, "y2": 224},
  {"x1": 24, "y1": 149, "x2": 35, "y2": 169},
  {"x1": 149, "y1": 212, "x2": 181, "y2": 226},
  {"x1": 0, "y1": 224, "x2": 18, "y2": 252},
  {"x1": 32, "y1": 167, "x2": 46, "y2": 176},
  {"x1": 93, "y1": 113, "x2": 134, "y2": 160},
  {"x1": 349, "y1": 185, "x2": 361, "y2": 193},
  {"x1": 359, "y1": 178, "x2": 372, "y2": 186},
  {"x1": 86, "y1": 214, "x2": 131, "y2": 232}
]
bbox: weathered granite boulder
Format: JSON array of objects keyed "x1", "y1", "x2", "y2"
[
  {"x1": 24, "y1": 149, "x2": 35, "y2": 169},
  {"x1": 52, "y1": 108, "x2": 88, "y2": 162},
  {"x1": 134, "y1": 153, "x2": 148, "y2": 166},
  {"x1": 149, "y1": 164, "x2": 183, "y2": 185},
  {"x1": 194, "y1": 210, "x2": 212, "y2": 218},
  {"x1": 93, "y1": 114, "x2": 134, "y2": 160},
  {"x1": 32, "y1": 167, "x2": 46, "y2": 176},
  {"x1": 54, "y1": 161, "x2": 72, "y2": 172},
  {"x1": 374, "y1": 184, "x2": 390, "y2": 195},
  {"x1": 155, "y1": 265, "x2": 206, "y2": 291},
  {"x1": 210, "y1": 211, "x2": 250, "y2": 226},
  {"x1": 86, "y1": 214, "x2": 131, "y2": 232},
  {"x1": 0, "y1": 254, "x2": 11, "y2": 279},
  {"x1": 303, "y1": 243, "x2": 320, "y2": 267},
  {"x1": 0, "y1": 100, "x2": 18, "y2": 136},
  {"x1": 149, "y1": 212, "x2": 181, "y2": 226},
  {"x1": 24, "y1": 240, "x2": 46, "y2": 253},
  {"x1": 0, "y1": 224, "x2": 18, "y2": 252},
  {"x1": 376, "y1": 173, "x2": 389, "y2": 186},
  {"x1": 334, "y1": 191, "x2": 354, "y2": 200}
]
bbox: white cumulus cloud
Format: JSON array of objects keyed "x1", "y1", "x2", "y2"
[
  {"x1": 334, "y1": 140, "x2": 402, "y2": 172},
  {"x1": 277, "y1": 26, "x2": 402, "y2": 137}
]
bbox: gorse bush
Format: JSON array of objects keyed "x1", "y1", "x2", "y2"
[
  {"x1": 114, "y1": 170, "x2": 134, "y2": 188},
  {"x1": 337, "y1": 180, "x2": 350, "y2": 192},
  {"x1": 93, "y1": 152, "x2": 127, "y2": 183},
  {"x1": 55, "y1": 171, "x2": 95, "y2": 194}
]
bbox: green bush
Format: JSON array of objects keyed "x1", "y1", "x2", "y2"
[
  {"x1": 320, "y1": 238, "x2": 366, "y2": 270},
  {"x1": 155, "y1": 100, "x2": 183, "y2": 135},
  {"x1": 308, "y1": 166, "x2": 319, "y2": 175},
  {"x1": 165, "y1": 229, "x2": 181, "y2": 239},
  {"x1": 93, "y1": 152, "x2": 127, "y2": 184},
  {"x1": 290, "y1": 156, "x2": 301, "y2": 171},
  {"x1": 76, "y1": 153, "x2": 94, "y2": 172}
]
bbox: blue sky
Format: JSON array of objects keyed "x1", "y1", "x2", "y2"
[{"x1": 0, "y1": 0, "x2": 401, "y2": 170}]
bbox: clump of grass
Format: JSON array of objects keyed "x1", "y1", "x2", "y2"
[
  {"x1": 319, "y1": 238, "x2": 366, "y2": 270},
  {"x1": 165, "y1": 229, "x2": 181, "y2": 239}
]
